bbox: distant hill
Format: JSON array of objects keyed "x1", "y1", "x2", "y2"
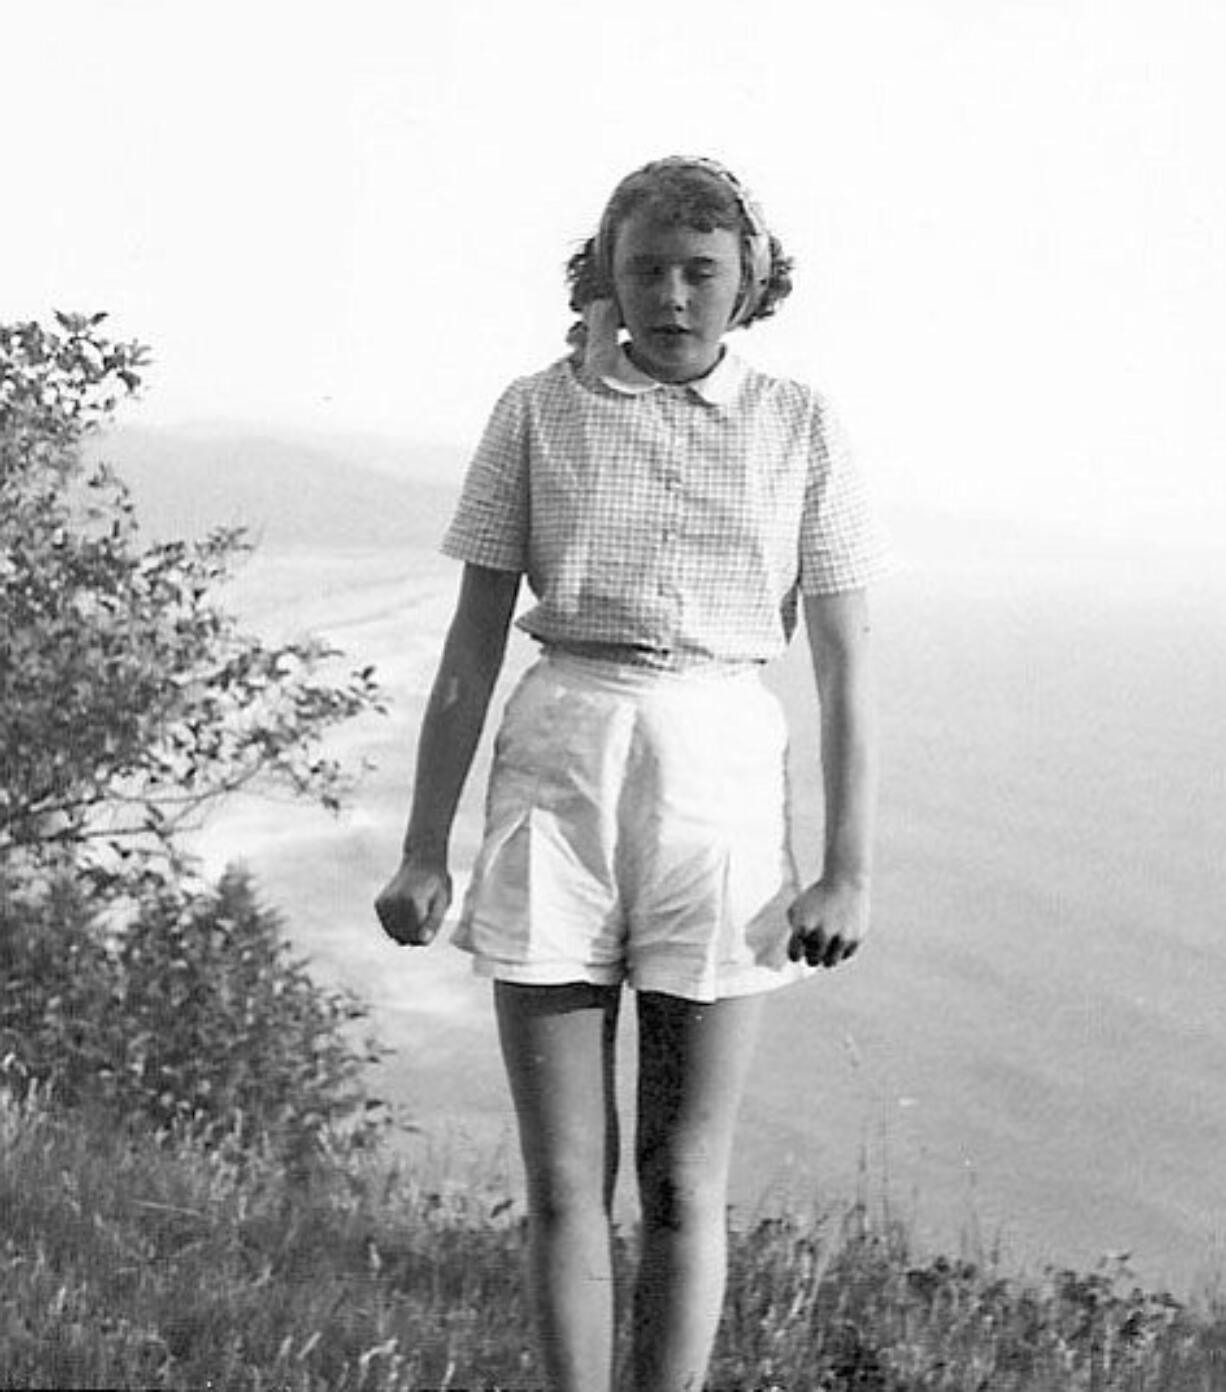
[
  {"x1": 85, "y1": 425, "x2": 468, "y2": 553},
  {"x1": 81, "y1": 424, "x2": 1223, "y2": 593}
]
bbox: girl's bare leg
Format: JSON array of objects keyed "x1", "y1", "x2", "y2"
[
  {"x1": 631, "y1": 990, "x2": 765, "y2": 1392},
  {"x1": 495, "y1": 981, "x2": 623, "y2": 1392}
]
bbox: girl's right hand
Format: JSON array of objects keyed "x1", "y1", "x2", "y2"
[{"x1": 374, "y1": 856, "x2": 453, "y2": 947}]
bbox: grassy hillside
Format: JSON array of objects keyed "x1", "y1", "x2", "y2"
[{"x1": 2, "y1": 1093, "x2": 1224, "y2": 1391}]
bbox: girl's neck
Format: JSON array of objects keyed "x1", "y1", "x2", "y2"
[{"x1": 625, "y1": 341, "x2": 726, "y2": 385}]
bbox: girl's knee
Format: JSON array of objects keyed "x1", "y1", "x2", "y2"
[
  {"x1": 527, "y1": 1158, "x2": 616, "y2": 1227},
  {"x1": 637, "y1": 1148, "x2": 727, "y2": 1233}
]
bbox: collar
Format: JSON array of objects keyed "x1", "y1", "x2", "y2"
[{"x1": 596, "y1": 343, "x2": 746, "y2": 406}]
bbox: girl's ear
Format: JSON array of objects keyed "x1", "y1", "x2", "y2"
[
  {"x1": 581, "y1": 298, "x2": 622, "y2": 375},
  {"x1": 598, "y1": 265, "x2": 622, "y2": 326}
]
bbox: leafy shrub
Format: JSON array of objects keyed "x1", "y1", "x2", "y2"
[
  {"x1": 1, "y1": 309, "x2": 390, "y2": 1167},
  {"x1": 0, "y1": 865, "x2": 387, "y2": 1164},
  {"x1": 1, "y1": 311, "x2": 382, "y2": 882}
]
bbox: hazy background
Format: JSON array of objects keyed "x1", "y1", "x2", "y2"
[
  {"x1": 7, "y1": 0, "x2": 1225, "y2": 1296},
  {"x1": 8, "y1": 0, "x2": 1226, "y2": 552}
]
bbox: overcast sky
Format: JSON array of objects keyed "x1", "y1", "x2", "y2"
[{"x1": 6, "y1": 0, "x2": 1225, "y2": 554}]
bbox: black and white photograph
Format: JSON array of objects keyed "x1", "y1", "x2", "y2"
[{"x1": 3, "y1": 2, "x2": 1224, "y2": 1387}]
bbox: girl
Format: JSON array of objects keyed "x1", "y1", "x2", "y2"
[{"x1": 375, "y1": 156, "x2": 890, "y2": 1392}]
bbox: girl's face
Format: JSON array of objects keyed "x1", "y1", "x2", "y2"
[{"x1": 611, "y1": 210, "x2": 743, "y2": 383}]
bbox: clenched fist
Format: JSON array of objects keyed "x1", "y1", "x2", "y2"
[
  {"x1": 374, "y1": 857, "x2": 452, "y2": 947},
  {"x1": 785, "y1": 878, "x2": 869, "y2": 970}
]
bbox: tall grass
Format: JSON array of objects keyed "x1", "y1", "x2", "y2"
[
  {"x1": 0, "y1": 1092, "x2": 533, "y2": 1389},
  {"x1": 3, "y1": 1091, "x2": 1225, "y2": 1390}
]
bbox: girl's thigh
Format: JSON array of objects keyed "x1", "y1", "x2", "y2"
[
  {"x1": 635, "y1": 991, "x2": 765, "y2": 1207},
  {"x1": 495, "y1": 981, "x2": 623, "y2": 1211}
]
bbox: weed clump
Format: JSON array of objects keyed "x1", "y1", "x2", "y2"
[
  {"x1": 715, "y1": 1205, "x2": 1220, "y2": 1390},
  {"x1": 1, "y1": 865, "x2": 388, "y2": 1170}
]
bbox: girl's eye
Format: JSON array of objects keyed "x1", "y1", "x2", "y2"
[{"x1": 625, "y1": 262, "x2": 727, "y2": 284}]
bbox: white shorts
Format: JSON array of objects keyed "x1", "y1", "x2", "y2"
[{"x1": 452, "y1": 652, "x2": 811, "y2": 1002}]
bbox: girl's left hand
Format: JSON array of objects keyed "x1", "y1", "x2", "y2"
[{"x1": 786, "y1": 879, "x2": 870, "y2": 969}]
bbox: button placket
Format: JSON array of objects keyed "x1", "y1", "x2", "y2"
[{"x1": 656, "y1": 394, "x2": 684, "y2": 626}]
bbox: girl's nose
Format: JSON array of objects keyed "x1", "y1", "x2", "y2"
[{"x1": 658, "y1": 268, "x2": 687, "y2": 310}]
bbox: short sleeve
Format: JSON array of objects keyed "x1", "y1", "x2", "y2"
[
  {"x1": 797, "y1": 394, "x2": 893, "y2": 595},
  {"x1": 440, "y1": 380, "x2": 530, "y2": 572}
]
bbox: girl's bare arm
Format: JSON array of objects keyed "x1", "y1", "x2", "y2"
[
  {"x1": 375, "y1": 563, "x2": 521, "y2": 945},
  {"x1": 786, "y1": 587, "x2": 878, "y2": 968}
]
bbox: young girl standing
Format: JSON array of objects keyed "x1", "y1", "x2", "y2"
[{"x1": 376, "y1": 156, "x2": 891, "y2": 1392}]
